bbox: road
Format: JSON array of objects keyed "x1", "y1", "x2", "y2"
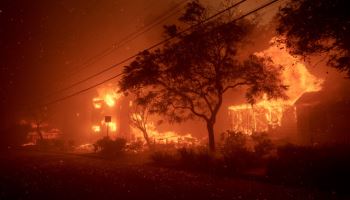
[{"x1": 0, "y1": 150, "x2": 336, "y2": 200}]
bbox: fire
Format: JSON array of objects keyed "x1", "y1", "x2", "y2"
[
  {"x1": 104, "y1": 121, "x2": 117, "y2": 132},
  {"x1": 91, "y1": 86, "x2": 122, "y2": 138},
  {"x1": 92, "y1": 87, "x2": 121, "y2": 108},
  {"x1": 130, "y1": 121, "x2": 200, "y2": 146},
  {"x1": 229, "y1": 39, "x2": 323, "y2": 134},
  {"x1": 104, "y1": 94, "x2": 116, "y2": 107},
  {"x1": 92, "y1": 125, "x2": 101, "y2": 133},
  {"x1": 229, "y1": 98, "x2": 291, "y2": 134},
  {"x1": 92, "y1": 98, "x2": 103, "y2": 109}
]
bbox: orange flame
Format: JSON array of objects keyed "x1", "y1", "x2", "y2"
[
  {"x1": 92, "y1": 87, "x2": 121, "y2": 108},
  {"x1": 130, "y1": 122, "x2": 200, "y2": 146},
  {"x1": 92, "y1": 125, "x2": 101, "y2": 133},
  {"x1": 229, "y1": 39, "x2": 323, "y2": 134}
]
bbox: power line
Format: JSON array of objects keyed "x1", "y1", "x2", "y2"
[
  {"x1": 42, "y1": 0, "x2": 249, "y2": 100},
  {"x1": 54, "y1": 0, "x2": 160, "y2": 80},
  {"x1": 45, "y1": 0, "x2": 189, "y2": 99},
  {"x1": 39, "y1": 0, "x2": 281, "y2": 107},
  {"x1": 43, "y1": 73, "x2": 124, "y2": 106}
]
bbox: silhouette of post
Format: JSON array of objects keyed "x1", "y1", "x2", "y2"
[{"x1": 105, "y1": 116, "x2": 112, "y2": 138}]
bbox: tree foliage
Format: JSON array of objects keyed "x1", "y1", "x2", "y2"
[
  {"x1": 277, "y1": 0, "x2": 350, "y2": 77},
  {"x1": 120, "y1": 1, "x2": 286, "y2": 151}
]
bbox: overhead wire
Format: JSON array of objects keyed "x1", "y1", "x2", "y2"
[
  {"x1": 39, "y1": 0, "x2": 282, "y2": 107},
  {"x1": 43, "y1": 0, "x2": 189, "y2": 99},
  {"x1": 41, "y1": 0, "x2": 249, "y2": 101}
]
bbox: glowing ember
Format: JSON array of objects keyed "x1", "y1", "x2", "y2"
[
  {"x1": 229, "y1": 39, "x2": 323, "y2": 134},
  {"x1": 130, "y1": 122, "x2": 200, "y2": 146}
]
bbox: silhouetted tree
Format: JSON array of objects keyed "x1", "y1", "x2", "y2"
[
  {"x1": 31, "y1": 107, "x2": 49, "y2": 141},
  {"x1": 120, "y1": 1, "x2": 287, "y2": 151},
  {"x1": 277, "y1": 0, "x2": 350, "y2": 77},
  {"x1": 130, "y1": 103, "x2": 152, "y2": 148}
]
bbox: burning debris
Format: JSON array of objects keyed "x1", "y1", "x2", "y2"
[{"x1": 130, "y1": 124, "x2": 201, "y2": 147}]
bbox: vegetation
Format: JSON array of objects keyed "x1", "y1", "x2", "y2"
[
  {"x1": 120, "y1": 1, "x2": 287, "y2": 152},
  {"x1": 94, "y1": 137, "x2": 127, "y2": 156},
  {"x1": 150, "y1": 132, "x2": 350, "y2": 194},
  {"x1": 151, "y1": 130, "x2": 274, "y2": 175},
  {"x1": 277, "y1": 0, "x2": 350, "y2": 77},
  {"x1": 129, "y1": 103, "x2": 152, "y2": 148}
]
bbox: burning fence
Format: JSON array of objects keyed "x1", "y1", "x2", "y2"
[{"x1": 130, "y1": 124, "x2": 201, "y2": 147}]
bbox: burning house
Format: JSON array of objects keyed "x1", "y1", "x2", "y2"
[
  {"x1": 90, "y1": 86, "x2": 200, "y2": 146},
  {"x1": 228, "y1": 41, "x2": 350, "y2": 146},
  {"x1": 90, "y1": 86, "x2": 130, "y2": 140},
  {"x1": 228, "y1": 42, "x2": 327, "y2": 144}
]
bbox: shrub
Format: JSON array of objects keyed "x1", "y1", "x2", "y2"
[
  {"x1": 221, "y1": 131, "x2": 255, "y2": 172},
  {"x1": 94, "y1": 137, "x2": 127, "y2": 156},
  {"x1": 150, "y1": 151, "x2": 177, "y2": 163},
  {"x1": 251, "y1": 132, "x2": 274, "y2": 158},
  {"x1": 126, "y1": 140, "x2": 144, "y2": 152}
]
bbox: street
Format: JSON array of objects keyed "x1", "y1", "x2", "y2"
[{"x1": 0, "y1": 150, "x2": 332, "y2": 200}]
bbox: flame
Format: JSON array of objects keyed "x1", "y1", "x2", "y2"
[
  {"x1": 104, "y1": 94, "x2": 116, "y2": 107},
  {"x1": 92, "y1": 125, "x2": 101, "y2": 133},
  {"x1": 107, "y1": 122, "x2": 117, "y2": 132},
  {"x1": 130, "y1": 120, "x2": 200, "y2": 146},
  {"x1": 229, "y1": 39, "x2": 323, "y2": 134},
  {"x1": 92, "y1": 98, "x2": 103, "y2": 109},
  {"x1": 92, "y1": 87, "x2": 121, "y2": 108},
  {"x1": 91, "y1": 86, "x2": 121, "y2": 138},
  {"x1": 255, "y1": 39, "x2": 323, "y2": 103},
  {"x1": 101, "y1": 120, "x2": 117, "y2": 132}
]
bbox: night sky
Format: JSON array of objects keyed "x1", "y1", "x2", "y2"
[
  {"x1": 0, "y1": 0, "x2": 283, "y2": 130},
  {"x1": 1, "y1": 0, "x2": 182, "y2": 125}
]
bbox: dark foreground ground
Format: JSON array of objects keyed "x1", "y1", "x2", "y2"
[{"x1": 0, "y1": 150, "x2": 342, "y2": 200}]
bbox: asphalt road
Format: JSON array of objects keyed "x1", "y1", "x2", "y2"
[{"x1": 0, "y1": 150, "x2": 338, "y2": 200}]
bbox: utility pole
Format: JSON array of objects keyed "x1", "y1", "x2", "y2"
[{"x1": 106, "y1": 123, "x2": 109, "y2": 137}]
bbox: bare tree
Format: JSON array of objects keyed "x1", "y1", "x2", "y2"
[
  {"x1": 31, "y1": 107, "x2": 49, "y2": 141},
  {"x1": 130, "y1": 103, "x2": 152, "y2": 148}
]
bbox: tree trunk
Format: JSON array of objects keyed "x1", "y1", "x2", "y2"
[
  {"x1": 142, "y1": 129, "x2": 152, "y2": 149},
  {"x1": 207, "y1": 122, "x2": 215, "y2": 152},
  {"x1": 36, "y1": 124, "x2": 43, "y2": 141}
]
